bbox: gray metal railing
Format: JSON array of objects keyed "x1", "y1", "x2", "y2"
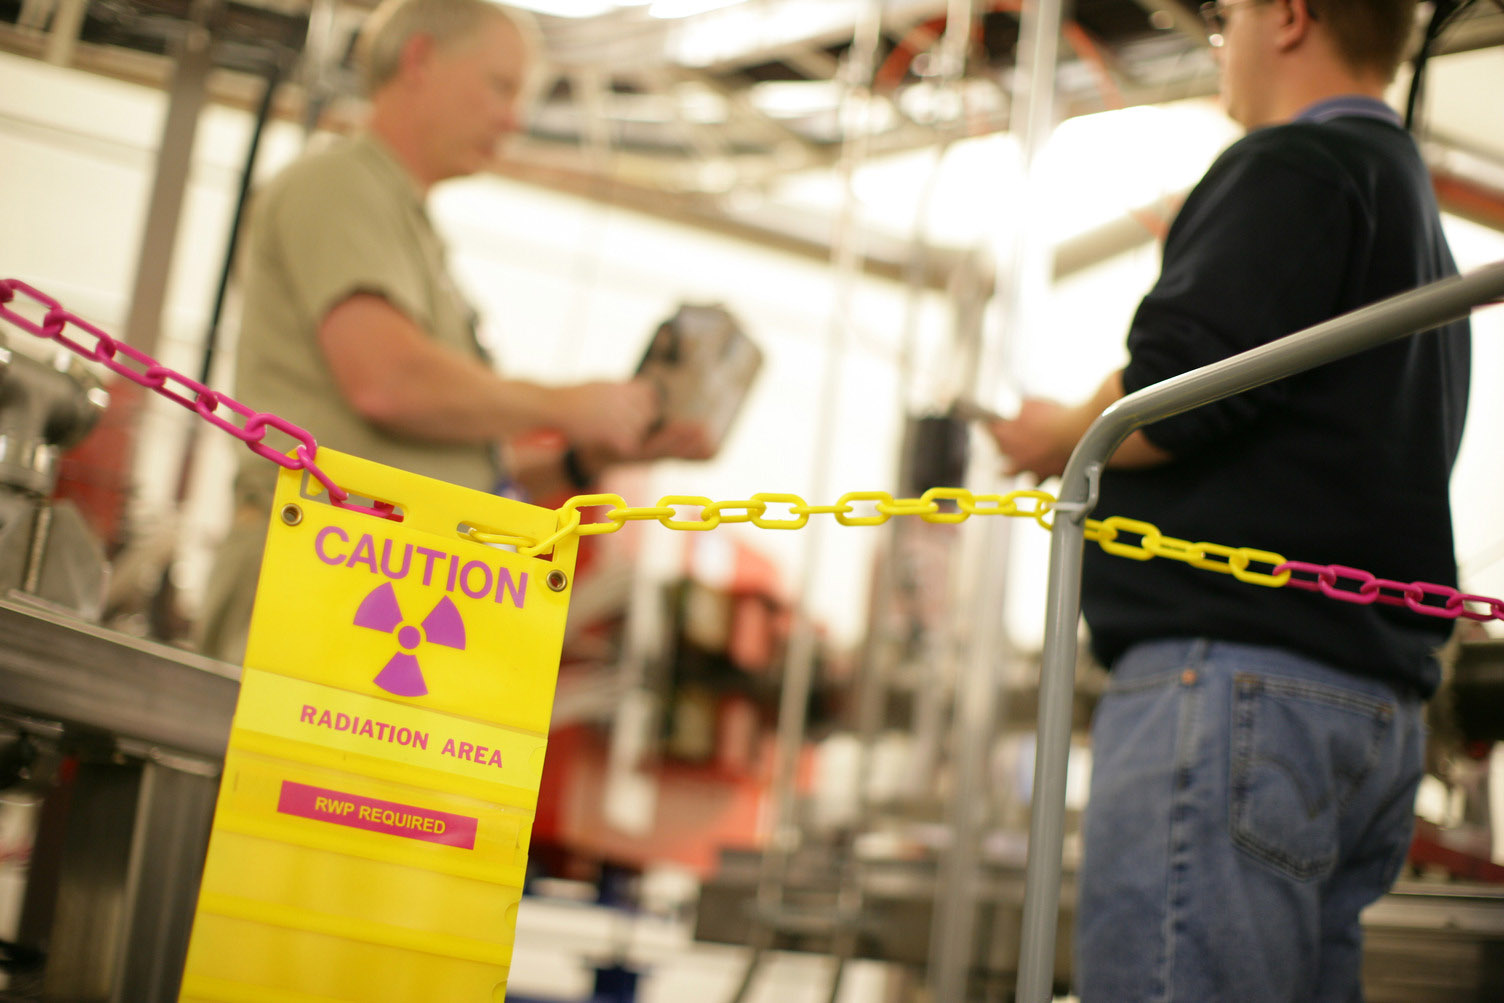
[{"x1": 1015, "y1": 259, "x2": 1504, "y2": 1002}]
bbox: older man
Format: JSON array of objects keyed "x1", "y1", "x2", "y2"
[
  {"x1": 199, "y1": 0, "x2": 693, "y2": 661},
  {"x1": 989, "y1": 0, "x2": 1470, "y2": 998}
]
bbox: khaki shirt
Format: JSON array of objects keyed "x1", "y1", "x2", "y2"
[
  {"x1": 197, "y1": 133, "x2": 500, "y2": 663},
  {"x1": 232, "y1": 131, "x2": 499, "y2": 510}
]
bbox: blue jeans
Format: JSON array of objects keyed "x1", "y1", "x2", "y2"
[{"x1": 1075, "y1": 639, "x2": 1425, "y2": 1003}]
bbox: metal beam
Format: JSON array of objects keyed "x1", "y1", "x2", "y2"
[
  {"x1": 670, "y1": 65, "x2": 829, "y2": 157},
  {"x1": 634, "y1": 66, "x2": 735, "y2": 163},
  {"x1": 1434, "y1": 165, "x2": 1504, "y2": 234},
  {"x1": 1434, "y1": 7, "x2": 1504, "y2": 57},
  {"x1": 0, "y1": 596, "x2": 239, "y2": 760},
  {"x1": 122, "y1": 16, "x2": 213, "y2": 360},
  {"x1": 780, "y1": 44, "x2": 844, "y2": 82},
  {"x1": 42, "y1": 0, "x2": 86, "y2": 66},
  {"x1": 1126, "y1": 0, "x2": 1207, "y2": 47},
  {"x1": 487, "y1": 154, "x2": 973, "y2": 291},
  {"x1": 540, "y1": 0, "x2": 947, "y2": 74}
]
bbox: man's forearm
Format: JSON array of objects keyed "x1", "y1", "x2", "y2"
[
  {"x1": 341, "y1": 341, "x2": 563, "y2": 443},
  {"x1": 318, "y1": 293, "x2": 565, "y2": 442}
]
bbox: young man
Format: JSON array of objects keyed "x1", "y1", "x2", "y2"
[
  {"x1": 988, "y1": 1, "x2": 1470, "y2": 998},
  {"x1": 199, "y1": 0, "x2": 705, "y2": 662}
]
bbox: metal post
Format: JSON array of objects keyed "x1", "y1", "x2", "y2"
[
  {"x1": 42, "y1": 0, "x2": 87, "y2": 66},
  {"x1": 930, "y1": 0, "x2": 1066, "y2": 1000},
  {"x1": 984, "y1": 0, "x2": 1067, "y2": 400},
  {"x1": 927, "y1": 512, "x2": 1011, "y2": 1003},
  {"x1": 122, "y1": 13, "x2": 214, "y2": 359},
  {"x1": 730, "y1": 8, "x2": 886, "y2": 1002},
  {"x1": 112, "y1": 756, "x2": 220, "y2": 1002},
  {"x1": 1014, "y1": 260, "x2": 1504, "y2": 1002},
  {"x1": 756, "y1": 0, "x2": 885, "y2": 889}
]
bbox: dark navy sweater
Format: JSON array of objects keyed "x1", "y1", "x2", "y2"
[{"x1": 1081, "y1": 113, "x2": 1471, "y2": 697}]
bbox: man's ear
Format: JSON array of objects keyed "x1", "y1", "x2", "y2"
[
  {"x1": 397, "y1": 32, "x2": 436, "y2": 85},
  {"x1": 1273, "y1": 0, "x2": 1317, "y2": 52}
]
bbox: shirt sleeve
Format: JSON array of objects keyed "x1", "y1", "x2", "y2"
[
  {"x1": 259, "y1": 156, "x2": 431, "y2": 334},
  {"x1": 1123, "y1": 133, "x2": 1360, "y2": 455}
]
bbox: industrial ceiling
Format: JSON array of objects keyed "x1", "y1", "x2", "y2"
[{"x1": 3, "y1": 0, "x2": 1503, "y2": 270}]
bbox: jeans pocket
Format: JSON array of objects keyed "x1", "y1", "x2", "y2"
[{"x1": 1228, "y1": 672, "x2": 1395, "y2": 881}]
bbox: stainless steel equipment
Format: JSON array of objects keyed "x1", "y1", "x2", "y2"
[
  {"x1": 696, "y1": 845, "x2": 1504, "y2": 1002},
  {"x1": 0, "y1": 597, "x2": 239, "y2": 1002},
  {"x1": 0, "y1": 332, "x2": 110, "y2": 619},
  {"x1": 0, "y1": 333, "x2": 238, "y2": 1001}
]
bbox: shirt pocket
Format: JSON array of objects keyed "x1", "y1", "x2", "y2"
[{"x1": 1228, "y1": 672, "x2": 1394, "y2": 881}]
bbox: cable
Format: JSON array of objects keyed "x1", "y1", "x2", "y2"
[
  {"x1": 1405, "y1": 0, "x2": 1475, "y2": 133},
  {"x1": 199, "y1": 57, "x2": 285, "y2": 388}
]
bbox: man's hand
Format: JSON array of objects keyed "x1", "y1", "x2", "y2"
[
  {"x1": 319, "y1": 295, "x2": 714, "y2": 464},
  {"x1": 987, "y1": 398, "x2": 1078, "y2": 480},
  {"x1": 983, "y1": 371, "x2": 1172, "y2": 480},
  {"x1": 570, "y1": 417, "x2": 715, "y2": 478},
  {"x1": 634, "y1": 419, "x2": 715, "y2": 462},
  {"x1": 551, "y1": 380, "x2": 659, "y2": 456},
  {"x1": 504, "y1": 415, "x2": 714, "y2": 501}
]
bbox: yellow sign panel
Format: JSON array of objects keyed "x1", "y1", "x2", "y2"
[
  {"x1": 182, "y1": 450, "x2": 577, "y2": 1002},
  {"x1": 234, "y1": 670, "x2": 549, "y2": 795}
]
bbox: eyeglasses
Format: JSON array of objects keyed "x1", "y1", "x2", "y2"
[
  {"x1": 1198, "y1": 0, "x2": 1266, "y2": 46},
  {"x1": 1199, "y1": 0, "x2": 1316, "y2": 45}
]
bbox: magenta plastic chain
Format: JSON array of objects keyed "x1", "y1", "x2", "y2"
[
  {"x1": 1276, "y1": 560, "x2": 1504, "y2": 622},
  {"x1": 0, "y1": 277, "x2": 394, "y2": 519}
]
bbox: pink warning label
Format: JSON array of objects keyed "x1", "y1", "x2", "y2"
[{"x1": 276, "y1": 780, "x2": 477, "y2": 849}]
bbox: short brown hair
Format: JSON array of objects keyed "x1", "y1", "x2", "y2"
[{"x1": 1312, "y1": 0, "x2": 1418, "y2": 80}]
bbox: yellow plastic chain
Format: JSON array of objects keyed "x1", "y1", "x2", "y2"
[
  {"x1": 11, "y1": 278, "x2": 1490, "y2": 618},
  {"x1": 465, "y1": 488, "x2": 1293, "y2": 589}
]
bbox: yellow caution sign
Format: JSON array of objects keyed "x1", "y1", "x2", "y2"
[{"x1": 181, "y1": 450, "x2": 578, "y2": 1002}]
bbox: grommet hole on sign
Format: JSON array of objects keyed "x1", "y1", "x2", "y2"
[
  {"x1": 297, "y1": 472, "x2": 405, "y2": 522},
  {"x1": 457, "y1": 522, "x2": 520, "y2": 554}
]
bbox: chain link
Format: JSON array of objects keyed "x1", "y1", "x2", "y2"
[
  {"x1": 1278, "y1": 560, "x2": 1504, "y2": 621},
  {"x1": 0, "y1": 278, "x2": 404, "y2": 518},
  {"x1": 9, "y1": 279, "x2": 1501, "y2": 625},
  {"x1": 1082, "y1": 515, "x2": 1290, "y2": 586},
  {"x1": 465, "y1": 488, "x2": 1504, "y2": 626},
  {"x1": 468, "y1": 488, "x2": 1072, "y2": 557}
]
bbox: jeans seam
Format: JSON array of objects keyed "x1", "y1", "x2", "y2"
[
  {"x1": 1248, "y1": 674, "x2": 1396, "y2": 719},
  {"x1": 1105, "y1": 668, "x2": 1184, "y2": 696},
  {"x1": 1162, "y1": 657, "x2": 1201, "y2": 1002}
]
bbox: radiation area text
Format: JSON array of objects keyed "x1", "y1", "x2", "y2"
[{"x1": 298, "y1": 704, "x2": 507, "y2": 769}]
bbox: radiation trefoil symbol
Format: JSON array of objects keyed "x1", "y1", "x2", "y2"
[{"x1": 353, "y1": 582, "x2": 466, "y2": 697}]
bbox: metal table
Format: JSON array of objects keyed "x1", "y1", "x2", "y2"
[
  {"x1": 696, "y1": 845, "x2": 1504, "y2": 1001},
  {"x1": 0, "y1": 594, "x2": 239, "y2": 1001}
]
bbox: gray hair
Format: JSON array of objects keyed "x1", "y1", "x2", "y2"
[{"x1": 355, "y1": 0, "x2": 538, "y2": 94}]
